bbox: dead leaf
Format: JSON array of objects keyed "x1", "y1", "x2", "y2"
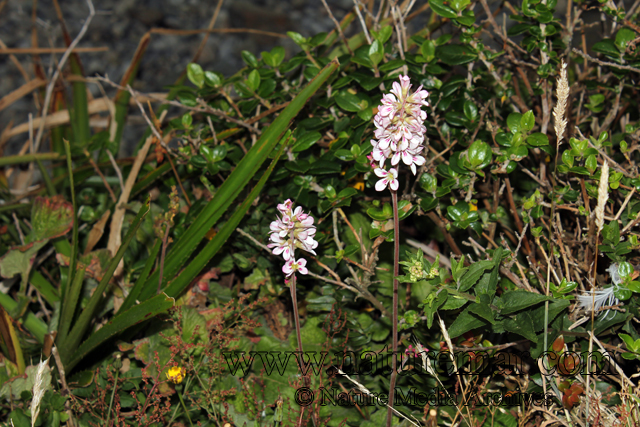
[{"x1": 84, "y1": 209, "x2": 111, "y2": 255}]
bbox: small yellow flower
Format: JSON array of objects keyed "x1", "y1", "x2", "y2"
[
  {"x1": 469, "y1": 203, "x2": 477, "y2": 212},
  {"x1": 349, "y1": 180, "x2": 365, "y2": 191},
  {"x1": 166, "y1": 366, "x2": 186, "y2": 384}
]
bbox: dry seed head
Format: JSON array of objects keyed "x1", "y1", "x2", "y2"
[
  {"x1": 553, "y1": 61, "x2": 569, "y2": 145},
  {"x1": 595, "y1": 160, "x2": 609, "y2": 233},
  {"x1": 30, "y1": 358, "x2": 50, "y2": 427}
]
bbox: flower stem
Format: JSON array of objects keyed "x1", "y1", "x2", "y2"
[
  {"x1": 386, "y1": 189, "x2": 400, "y2": 427},
  {"x1": 177, "y1": 387, "x2": 194, "y2": 427},
  {"x1": 290, "y1": 273, "x2": 308, "y2": 426}
]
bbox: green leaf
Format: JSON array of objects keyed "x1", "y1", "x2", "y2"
[
  {"x1": 247, "y1": 69, "x2": 261, "y2": 91},
  {"x1": 507, "y1": 113, "x2": 522, "y2": 133},
  {"x1": 335, "y1": 91, "x2": 365, "y2": 112},
  {"x1": 530, "y1": 299, "x2": 571, "y2": 332},
  {"x1": 450, "y1": 0, "x2": 470, "y2": 12},
  {"x1": 520, "y1": 110, "x2": 535, "y2": 132},
  {"x1": 187, "y1": 63, "x2": 204, "y2": 88},
  {"x1": 0, "y1": 241, "x2": 46, "y2": 290},
  {"x1": 619, "y1": 333, "x2": 640, "y2": 353},
  {"x1": 287, "y1": 31, "x2": 308, "y2": 47},
  {"x1": 162, "y1": 134, "x2": 289, "y2": 306},
  {"x1": 592, "y1": 39, "x2": 619, "y2": 57},
  {"x1": 419, "y1": 40, "x2": 436, "y2": 63},
  {"x1": 31, "y1": 196, "x2": 74, "y2": 242},
  {"x1": 292, "y1": 132, "x2": 322, "y2": 152},
  {"x1": 369, "y1": 40, "x2": 384, "y2": 66},
  {"x1": 429, "y1": 0, "x2": 458, "y2": 18},
  {"x1": 499, "y1": 291, "x2": 550, "y2": 314},
  {"x1": 458, "y1": 260, "x2": 494, "y2": 292},
  {"x1": 419, "y1": 173, "x2": 438, "y2": 193},
  {"x1": 463, "y1": 100, "x2": 478, "y2": 122},
  {"x1": 56, "y1": 265, "x2": 87, "y2": 344},
  {"x1": 204, "y1": 71, "x2": 223, "y2": 88},
  {"x1": 468, "y1": 301, "x2": 495, "y2": 323},
  {"x1": 501, "y1": 312, "x2": 537, "y2": 342},
  {"x1": 448, "y1": 306, "x2": 488, "y2": 338},
  {"x1": 615, "y1": 28, "x2": 635, "y2": 51},
  {"x1": 437, "y1": 44, "x2": 477, "y2": 65},
  {"x1": 466, "y1": 140, "x2": 491, "y2": 168},
  {"x1": 241, "y1": 50, "x2": 259, "y2": 68},
  {"x1": 526, "y1": 133, "x2": 549, "y2": 146}
]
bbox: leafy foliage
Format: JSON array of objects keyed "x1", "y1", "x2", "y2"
[{"x1": 1, "y1": 0, "x2": 640, "y2": 426}]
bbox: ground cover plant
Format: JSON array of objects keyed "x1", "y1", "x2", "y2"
[{"x1": 1, "y1": 0, "x2": 640, "y2": 426}]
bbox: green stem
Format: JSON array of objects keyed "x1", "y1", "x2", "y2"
[
  {"x1": 0, "y1": 153, "x2": 63, "y2": 167},
  {"x1": 386, "y1": 190, "x2": 400, "y2": 427},
  {"x1": 177, "y1": 388, "x2": 194, "y2": 427},
  {"x1": 105, "y1": 366, "x2": 120, "y2": 427}
]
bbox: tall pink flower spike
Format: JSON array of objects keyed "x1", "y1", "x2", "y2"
[{"x1": 371, "y1": 75, "x2": 429, "y2": 189}]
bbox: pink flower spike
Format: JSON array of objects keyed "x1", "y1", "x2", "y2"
[
  {"x1": 277, "y1": 199, "x2": 293, "y2": 215},
  {"x1": 374, "y1": 168, "x2": 399, "y2": 192},
  {"x1": 283, "y1": 258, "x2": 308, "y2": 277}
]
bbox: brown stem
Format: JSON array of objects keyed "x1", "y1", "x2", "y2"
[
  {"x1": 158, "y1": 224, "x2": 170, "y2": 294},
  {"x1": 386, "y1": 190, "x2": 400, "y2": 427},
  {"x1": 290, "y1": 273, "x2": 307, "y2": 427}
]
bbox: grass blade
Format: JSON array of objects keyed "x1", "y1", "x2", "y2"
[
  {"x1": 60, "y1": 196, "x2": 151, "y2": 366},
  {"x1": 132, "y1": 58, "x2": 339, "y2": 306},
  {"x1": 57, "y1": 265, "x2": 87, "y2": 344},
  {"x1": 62, "y1": 140, "x2": 78, "y2": 301},
  {"x1": 119, "y1": 237, "x2": 162, "y2": 313},
  {"x1": 164, "y1": 134, "x2": 289, "y2": 298},
  {"x1": 64, "y1": 292, "x2": 174, "y2": 372},
  {"x1": 29, "y1": 271, "x2": 60, "y2": 305}
]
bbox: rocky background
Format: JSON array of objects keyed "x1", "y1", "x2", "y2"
[
  {"x1": 0, "y1": 0, "x2": 613, "y2": 156},
  {"x1": 0, "y1": 0, "x2": 382, "y2": 155}
]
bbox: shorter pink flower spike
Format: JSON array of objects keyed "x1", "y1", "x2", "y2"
[
  {"x1": 283, "y1": 258, "x2": 308, "y2": 277},
  {"x1": 374, "y1": 168, "x2": 399, "y2": 191}
]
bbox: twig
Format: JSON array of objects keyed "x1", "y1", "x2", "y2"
[
  {"x1": 353, "y1": 0, "x2": 372, "y2": 45},
  {"x1": 321, "y1": 0, "x2": 354, "y2": 55},
  {"x1": 504, "y1": 177, "x2": 532, "y2": 255},
  {"x1": 52, "y1": 346, "x2": 75, "y2": 427},
  {"x1": 106, "y1": 150, "x2": 124, "y2": 191},
  {"x1": 0, "y1": 46, "x2": 107, "y2": 54},
  {"x1": 572, "y1": 47, "x2": 640, "y2": 74},
  {"x1": 127, "y1": 84, "x2": 192, "y2": 206},
  {"x1": 614, "y1": 187, "x2": 635, "y2": 220},
  {"x1": 84, "y1": 150, "x2": 117, "y2": 202},
  {"x1": 12, "y1": 213, "x2": 25, "y2": 245}
]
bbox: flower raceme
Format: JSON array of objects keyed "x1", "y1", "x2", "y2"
[
  {"x1": 372, "y1": 75, "x2": 429, "y2": 191},
  {"x1": 268, "y1": 200, "x2": 318, "y2": 277}
]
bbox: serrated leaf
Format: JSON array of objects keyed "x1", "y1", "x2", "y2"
[
  {"x1": 448, "y1": 306, "x2": 488, "y2": 338},
  {"x1": 499, "y1": 291, "x2": 550, "y2": 314},
  {"x1": 459, "y1": 260, "x2": 494, "y2": 292}
]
